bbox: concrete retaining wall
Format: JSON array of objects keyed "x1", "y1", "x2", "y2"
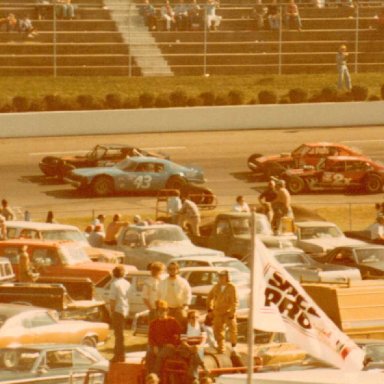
[{"x1": 1, "y1": 101, "x2": 383, "y2": 138}]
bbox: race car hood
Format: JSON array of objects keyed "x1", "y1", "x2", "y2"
[
  {"x1": 60, "y1": 155, "x2": 87, "y2": 163},
  {"x1": 147, "y1": 241, "x2": 224, "y2": 258},
  {"x1": 71, "y1": 166, "x2": 120, "y2": 178},
  {"x1": 255, "y1": 153, "x2": 292, "y2": 164}
]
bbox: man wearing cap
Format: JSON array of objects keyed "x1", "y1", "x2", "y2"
[
  {"x1": 109, "y1": 265, "x2": 130, "y2": 363},
  {"x1": 206, "y1": 270, "x2": 239, "y2": 354},
  {"x1": 159, "y1": 262, "x2": 192, "y2": 327},
  {"x1": 146, "y1": 300, "x2": 182, "y2": 376}
]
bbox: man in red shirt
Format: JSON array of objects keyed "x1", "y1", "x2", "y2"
[{"x1": 146, "y1": 300, "x2": 182, "y2": 377}]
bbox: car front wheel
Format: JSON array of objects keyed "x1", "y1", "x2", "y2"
[
  {"x1": 91, "y1": 176, "x2": 114, "y2": 197},
  {"x1": 247, "y1": 153, "x2": 262, "y2": 172},
  {"x1": 286, "y1": 176, "x2": 305, "y2": 194}
]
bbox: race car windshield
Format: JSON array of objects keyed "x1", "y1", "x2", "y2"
[
  {"x1": 356, "y1": 248, "x2": 384, "y2": 264},
  {"x1": 143, "y1": 227, "x2": 188, "y2": 245},
  {"x1": 115, "y1": 158, "x2": 137, "y2": 171}
]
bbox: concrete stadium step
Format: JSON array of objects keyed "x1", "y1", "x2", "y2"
[
  {"x1": 103, "y1": 0, "x2": 173, "y2": 76},
  {"x1": 33, "y1": 20, "x2": 118, "y2": 31}
]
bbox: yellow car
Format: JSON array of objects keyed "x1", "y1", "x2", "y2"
[{"x1": 0, "y1": 303, "x2": 109, "y2": 348}]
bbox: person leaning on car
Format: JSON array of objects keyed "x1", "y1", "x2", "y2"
[
  {"x1": 19, "y1": 245, "x2": 39, "y2": 282},
  {"x1": 104, "y1": 214, "x2": 128, "y2": 245},
  {"x1": 206, "y1": 270, "x2": 239, "y2": 354}
]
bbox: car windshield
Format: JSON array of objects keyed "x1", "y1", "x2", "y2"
[
  {"x1": 115, "y1": 158, "x2": 138, "y2": 171},
  {"x1": 355, "y1": 248, "x2": 384, "y2": 264},
  {"x1": 143, "y1": 227, "x2": 189, "y2": 246},
  {"x1": 214, "y1": 260, "x2": 250, "y2": 273},
  {"x1": 87, "y1": 145, "x2": 106, "y2": 160},
  {"x1": 59, "y1": 245, "x2": 91, "y2": 265},
  {"x1": 291, "y1": 144, "x2": 310, "y2": 157},
  {"x1": 299, "y1": 225, "x2": 342, "y2": 239},
  {"x1": 0, "y1": 349, "x2": 39, "y2": 371},
  {"x1": 274, "y1": 253, "x2": 308, "y2": 265},
  {"x1": 41, "y1": 230, "x2": 87, "y2": 243}
]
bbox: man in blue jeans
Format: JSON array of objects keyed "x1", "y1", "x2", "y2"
[
  {"x1": 109, "y1": 265, "x2": 130, "y2": 363},
  {"x1": 336, "y1": 44, "x2": 352, "y2": 91}
]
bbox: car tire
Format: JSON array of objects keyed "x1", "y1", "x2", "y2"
[
  {"x1": 166, "y1": 176, "x2": 187, "y2": 191},
  {"x1": 40, "y1": 156, "x2": 60, "y2": 177},
  {"x1": 81, "y1": 336, "x2": 97, "y2": 348},
  {"x1": 247, "y1": 153, "x2": 262, "y2": 172},
  {"x1": 365, "y1": 174, "x2": 383, "y2": 194},
  {"x1": 91, "y1": 176, "x2": 114, "y2": 197},
  {"x1": 286, "y1": 176, "x2": 305, "y2": 194}
]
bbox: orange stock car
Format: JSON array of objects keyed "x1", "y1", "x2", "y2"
[
  {"x1": 0, "y1": 303, "x2": 109, "y2": 348},
  {"x1": 0, "y1": 239, "x2": 136, "y2": 286},
  {"x1": 247, "y1": 142, "x2": 362, "y2": 179}
]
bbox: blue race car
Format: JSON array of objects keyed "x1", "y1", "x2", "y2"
[{"x1": 66, "y1": 156, "x2": 206, "y2": 197}]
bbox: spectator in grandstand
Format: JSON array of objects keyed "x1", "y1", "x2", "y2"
[
  {"x1": 160, "y1": 0, "x2": 176, "y2": 31},
  {"x1": 56, "y1": 0, "x2": 76, "y2": 20},
  {"x1": 174, "y1": 0, "x2": 189, "y2": 30},
  {"x1": 314, "y1": 0, "x2": 325, "y2": 8},
  {"x1": 46, "y1": 210, "x2": 57, "y2": 224},
  {"x1": 205, "y1": 0, "x2": 221, "y2": 31},
  {"x1": 35, "y1": 0, "x2": 52, "y2": 20},
  {"x1": 3, "y1": 13, "x2": 19, "y2": 33},
  {"x1": 251, "y1": 0, "x2": 267, "y2": 30},
  {"x1": 336, "y1": 44, "x2": 351, "y2": 91},
  {"x1": 376, "y1": 8, "x2": 384, "y2": 32},
  {"x1": 19, "y1": 15, "x2": 38, "y2": 38},
  {"x1": 285, "y1": 0, "x2": 301, "y2": 31},
  {"x1": 188, "y1": 0, "x2": 202, "y2": 30},
  {"x1": 141, "y1": 0, "x2": 158, "y2": 31},
  {"x1": 267, "y1": 0, "x2": 280, "y2": 30}
]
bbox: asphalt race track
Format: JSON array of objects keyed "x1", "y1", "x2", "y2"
[{"x1": 1, "y1": 125, "x2": 384, "y2": 219}]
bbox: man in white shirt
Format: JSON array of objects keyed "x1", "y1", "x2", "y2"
[
  {"x1": 369, "y1": 215, "x2": 384, "y2": 242},
  {"x1": 167, "y1": 190, "x2": 182, "y2": 224},
  {"x1": 159, "y1": 262, "x2": 192, "y2": 326},
  {"x1": 142, "y1": 261, "x2": 166, "y2": 321},
  {"x1": 109, "y1": 265, "x2": 130, "y2": 363},
  {"x1": 232, "y1": 195, "x2": 250, "y2": 213}
]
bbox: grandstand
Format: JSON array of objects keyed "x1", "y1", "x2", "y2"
[{"x1": 0, "y1": 0, "x2": 383, "y2": 76}]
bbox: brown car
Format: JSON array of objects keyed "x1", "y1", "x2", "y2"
[
  {"x1": 39, "y1": 143, "x2": 168, "y2": 179},
  {"x1": 0, "y1": 239, "x2": 136, "y2": 286}
]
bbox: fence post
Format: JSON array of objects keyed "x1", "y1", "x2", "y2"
[
  {"x1": 278, "y1": 5, "x2": 282, "y2": 75},
  {"x1": 354, "y1": 3, "x2": 359, "y2": 73},
  {"x1": 349, "y1": 203, "x2": 352, "y2": 231},
  {"x1": 203, "y1": 6, "x2": 207, "y2": 76},
  {"x1": 53, "y1": 1, "x2": 57, "y2": 77}
]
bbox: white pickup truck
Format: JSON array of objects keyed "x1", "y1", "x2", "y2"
[{"x1": 106, "y1": 223, "x2": 224, "y2": 270}]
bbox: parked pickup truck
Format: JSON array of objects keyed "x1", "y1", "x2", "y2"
[
  {"x1": 0, "y1": 282, "x2": 108, "y2": 322},
  {"x1": 105, "y1": 223, "x2": 224, "y2": 270},
  {"x1": 190, "y1": 212, "x2": 297, "y2": 261}
]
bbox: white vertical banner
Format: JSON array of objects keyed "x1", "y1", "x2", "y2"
[{"x1": 251, "y1": 221, "x2": 365, "y2": 371}]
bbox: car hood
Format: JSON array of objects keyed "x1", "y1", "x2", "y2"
[
  {"x1": 147, "y1": 241, "x2": 224, "y2": 258},
  {"x1": 72, "y1": 166, "x2": 120, "y2": 178},
  {"x1": 60, "y1": 155, "x2": 87, "y2": 163},
  {"x1": 298, "y1": 238, "x2": 363, "y2": 252},
  {"x1": 236, "y1": 233, "x2": 296, "y2": 248},
  {"x1": 286, "y1": 265, "x2": 361, "y2": 282},
  {"x1": 84, "y1": 246, "x2": 125, "y2": 263}
]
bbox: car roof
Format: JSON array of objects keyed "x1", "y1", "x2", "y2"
[
  {"x1": 175, "y1": 255, "x2": 239, "y2": 262},
  {"x1": 303, "y1": 142, "x2": 351, "y2": 148},
  {"x1": 5, "y1": 221, "x2": 80, "y2": 231},
  {"x1": 98, "y1": 144, "x2": 135, "y2": 149},
  {"x1": 129, "y1": 156, "x2": 169, "y2": 164},
  {"x1": 333, "y1": 244, "x2": 384, "y2": 250},
  {"x1": 0, "y1": 239, "x2": 79, "y2": 247},
  {"x1": 180, "y1": 266, "x2": 240, "y2": 273},
  {"x1": 0, "y1": 303, "x2": 47, "y2": 317},
  {"x1": 295, "y1": 221, "x2": 337, "y2": 227},
  {"x1": 268, "y1": 247, "x2": 305, "y2": 255},
  {"x1": 326, "y1": 155, "x2": 371, "y2": 162}
]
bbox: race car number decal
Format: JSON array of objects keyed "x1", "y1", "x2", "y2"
[
  {"x1": 134, "y1": 175, "x2": 152, "y2": 189},
  {"x1": 322, "y1": 172, "x2": 351, "y2": 185}
]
